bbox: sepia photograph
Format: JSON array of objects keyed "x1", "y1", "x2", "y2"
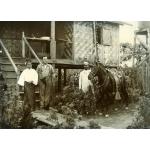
[{"x1": 0, "y1": 21, "x2": 149, "y2": 129}]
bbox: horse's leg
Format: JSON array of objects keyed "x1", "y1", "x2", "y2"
[
  {"x1": 97, "y1": 98, "x2": 103, "y2": 115},
  {"x1": 103, "y1": 94, "x2": 110, "y2": 117},
  {"x1": 121, "y1": 85, "x2": 129, "y2": 109},
  {"x1": 124, "y1": 90, "x2": 129, "y2": 109}
]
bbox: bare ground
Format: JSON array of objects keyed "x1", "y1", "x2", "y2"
[{"x1": 82, "y1": 103, "x2": 138, "y2": 129}]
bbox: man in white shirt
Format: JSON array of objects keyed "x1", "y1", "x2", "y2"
[
  {"x1": 79, "y1": 62, "x2": 96, "y2": 115},
  {"x1": 18, "y1": 60, "x2": 38, "y2": 112},
  {"x1": 79, "y1": 62, "x2": 93, "y2": 93}
]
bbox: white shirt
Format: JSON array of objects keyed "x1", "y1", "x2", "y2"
[
  {"x1": 79, "y1": 69, "x2": 93, "y2": 93},
  {"x1": 17, "y1": 68, "x2": 38, "y2": 86}
]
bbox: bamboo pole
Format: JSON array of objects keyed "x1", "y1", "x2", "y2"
[
  {"x1": 93, "y1": 21, "x2": 98, "y2": 61},
  {"x1": 0, "y1": 39, "x2": 18, "y2": 75}
]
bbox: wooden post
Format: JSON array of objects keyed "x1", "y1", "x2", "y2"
[
  {"x1": 58, "y1": 68, "x2": 62, "y2": 92},
  {"x1": 64, "y1": 68, "x2": 67, "y2": 86},
  {"x1": 50, "y1": 21, "x2": 56, "y2": 61},
  {"x1": 50, "y1": 21, "x2": 56, "y2": 96},
  {"x1": 93, "y1": 21, "x2": 98, "y2": 60},
  {"x1": 22, "y1": 32, "x2": 25, "y2": 58}
]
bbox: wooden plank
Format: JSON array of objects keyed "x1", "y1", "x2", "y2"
[
  {"x1": 26, "y1": 37, "x2": 51, "y2": 42},
  {"x1": 32, "y1": 110, "x2": 66, "y2": 127}
]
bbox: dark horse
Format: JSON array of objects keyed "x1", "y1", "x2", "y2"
[{"x1": 88, "y1": 62, "x2": 129, "y2": 117}]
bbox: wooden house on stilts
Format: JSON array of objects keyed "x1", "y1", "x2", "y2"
[{"x1": 0, "y1": 21, "x2": 124, "y2": 95}]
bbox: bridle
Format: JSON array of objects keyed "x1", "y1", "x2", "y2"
[{"x1": 91, "y1": 65, "x2": 109, "y2": 90}]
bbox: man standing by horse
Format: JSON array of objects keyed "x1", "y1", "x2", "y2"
[
  {"x1": 36, "y1": 57, "x2": 55, "y2": 110},
  {"x1": 79, "y1": 61, "x2": 96, "y2": 115}
]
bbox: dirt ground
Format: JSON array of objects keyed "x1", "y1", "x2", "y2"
[
  {"x1": 82, "y1": 103, "x2": 138, "y2": 129},
  {"x1": 32, "y1": 102, "x2": 138, "y2": 129}
]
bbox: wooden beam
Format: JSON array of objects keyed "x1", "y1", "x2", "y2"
[
  {"x1": 22, "y1": 32, "x2": 25, "y2": 58},
  {"x1": 64, "y1": 68, "x2": 67, "y2": 86}
]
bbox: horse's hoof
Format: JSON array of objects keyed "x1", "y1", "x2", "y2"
[
  {"x1": 99, "y1": 112, "x2": 103, "y2": 116},
  {"x1": 125, "y1": 107, "x2": 129, "y2": 110},
  {"x1": 105, "y1": 114, "x2": 109, "y2": 118}
]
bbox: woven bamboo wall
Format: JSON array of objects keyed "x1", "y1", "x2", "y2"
[
  {"x1": 73, "y1": 21, "x2": 120, "y2": 65},
  {"x1": 73, "y1": 21, "x2": 95, "y2": 63}
]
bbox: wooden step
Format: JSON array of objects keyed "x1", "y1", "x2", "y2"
[
  {"x1": 3, "y1": 71, "x2": 17, "y2": 78},
  {"x1": 1, "y1": 66, "x2": 16, "y2": 72},
  {"x1": 5, "y1": 78, "x2": 17, "y2": 85},
  {"x1": 4, "y1": 73, "x2": 17, "y2": 79},
  {"x1": 0, "y1": 57, "x2": 25, "y2": 62},
  {"x1": 0, "y1": 61, "x2": 25, "y2": 65},
  {"x1": 1, "y1": 65, "x2": 26, "y2": 72}
]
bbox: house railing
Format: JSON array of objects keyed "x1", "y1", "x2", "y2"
[
  {"x1": 22, "y1": 32, "x2": 42, "y2": 64},
  {"x1": 0, "y1": 39, "x2": 19, "y2": 75}
]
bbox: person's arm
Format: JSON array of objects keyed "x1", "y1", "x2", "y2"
[
  {"x1": 33, "y1": 70, "x2": 38, "y2": 85},
  {"x1": 17, "y1": 71, "x2": 25, "y2": 86},
  {"x1": 36, "y1": 64, "x2": 40, "y2": 73}
]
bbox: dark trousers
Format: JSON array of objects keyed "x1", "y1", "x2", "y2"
[
  {"x1": 39, "y1": 76, "x2": 54, "y2": 110},
  {"x1": 24, "y1": 81, "x2": 35, "y2": 112}
]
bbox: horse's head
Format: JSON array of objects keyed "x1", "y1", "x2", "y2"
[
  {"x1": 88, "y1": 62, "x2": 107, "y2": 82},
  {"x1": 88, "y1": 65, "x2": 99, "y2": 81}
]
